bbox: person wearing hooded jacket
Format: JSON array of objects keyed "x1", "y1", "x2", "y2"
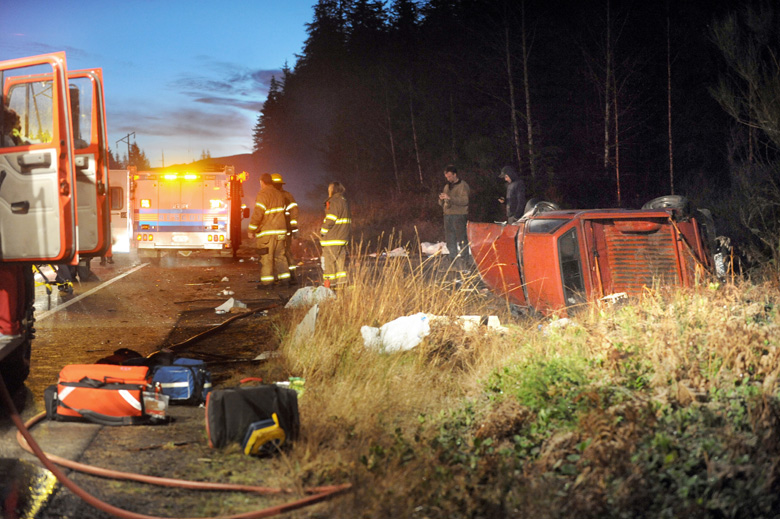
[{"x1": 499, "y1": 165, "x2": 526, "y2": 224}]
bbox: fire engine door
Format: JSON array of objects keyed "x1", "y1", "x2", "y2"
[
  {"x1": 69, "y1": 69, "x2": 110, "y2": 257},
  {"x1": 0, "y1": 52, "x2": 77, "y2": 262}
]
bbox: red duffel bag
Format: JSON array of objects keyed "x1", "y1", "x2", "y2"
[{"x1": 45, "y1": 364, "x2": 161, "y2": 425}]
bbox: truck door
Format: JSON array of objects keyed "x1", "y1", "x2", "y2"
[
  {"x1": 69, "y1": 68, "x2": 110, "y2": 258},
  {"x1": 0, "y1": 52, "x2": 77, "y2": 262}
]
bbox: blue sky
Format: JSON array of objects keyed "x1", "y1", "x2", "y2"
[{"x1": 0, "y1": 0, "x2": 315, "y2": 167}]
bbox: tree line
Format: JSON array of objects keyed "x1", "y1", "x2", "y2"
[{"x1": 252, "y1": 0, "x2": 776, "y2": 235}]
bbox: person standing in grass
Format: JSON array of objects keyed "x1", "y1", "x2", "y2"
[
  {"x1": 438, "y1": 164, "x2": 470, "y2": 269},
  {"x1": 498, "y1": 165, "x2": 526, "y2": 224},
  {"x1": 320, "y1": 181, "x2": 351, "y2": 287}
]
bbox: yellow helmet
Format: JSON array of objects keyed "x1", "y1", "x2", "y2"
[{"x1": 271, "y1": 173, "x2": 285, "y2": 184}]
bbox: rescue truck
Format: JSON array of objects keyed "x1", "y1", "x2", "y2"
[
  {"x1": 130, "y1": 166, "x2": 248, "y2": 261},
  {"x1": 468, "y1": 196, "x2": 727, "y2": 317},
  {"x1": 0, "y1": 52, "x2": 110, "y2": 393}
]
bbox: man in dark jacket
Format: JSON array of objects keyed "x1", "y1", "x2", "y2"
[{"x1": 499, "y1": 165, "x2": 526, "y2": 223}]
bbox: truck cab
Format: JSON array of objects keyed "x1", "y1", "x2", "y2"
[
  {"x1": 468, "y1": 198, "x2": 720, "y2": 316},
  {"x1": 0, "y1": 52, "x2": 108, "y2": 393}
]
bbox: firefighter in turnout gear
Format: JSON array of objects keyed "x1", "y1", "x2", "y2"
[
  {"x1": 271, "y1": 173, "x2": 299, "y2": 284},
  {"x1": 248, "y1": 173, "x2": 290, "y2": 287},
  {"x1": 320, "y1": 181, "x2": 351, "y2": 286}
]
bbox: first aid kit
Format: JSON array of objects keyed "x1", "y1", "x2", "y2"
[
  {"x1": 45, "y1": 364, "x2": 166, "y2": 425},
  {"x1": 151, "y1": 357, "x2": 212, "y2": 405}
]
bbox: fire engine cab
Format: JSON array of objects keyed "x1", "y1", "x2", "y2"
[{"x1": 0, "y1": 52, "x2": 110, "y2": 393}]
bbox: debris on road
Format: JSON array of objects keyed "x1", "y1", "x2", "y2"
[{"x1": 215, "y1": 297, "x2": 248, "y2": 314}]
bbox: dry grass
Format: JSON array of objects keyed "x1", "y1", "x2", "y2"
[
  {"x1": 260, "y1": 190, "x2": 780, "y2": 516},
  {"x1": 260, "y1": 261, "x2": 780, "y2": 517}
]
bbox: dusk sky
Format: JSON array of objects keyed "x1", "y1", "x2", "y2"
[{"x1": 0, "y1": 0, "x2": 316, "y2": 167}]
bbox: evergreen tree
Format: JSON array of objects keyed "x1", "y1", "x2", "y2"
[{"x1": 128, "y1": 142, "x2": 151, "y2": 170}]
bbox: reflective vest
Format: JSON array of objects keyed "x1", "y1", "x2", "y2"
[{"x1": 320, "y1": 193, "x2": 351, "y2": 247}]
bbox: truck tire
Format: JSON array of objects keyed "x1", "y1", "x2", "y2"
[
  {"x1": 523, "y1": 198, "x2": 561, "y2": 217},
  {"x1": 0, "y1": 338, "x2": 31, "y2": 396},
  {"x1": 642, "y1": 195, "x2": 690, "y2": 216}
]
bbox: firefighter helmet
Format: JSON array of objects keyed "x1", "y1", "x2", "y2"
[{"x1": 271, "y1": 173, "x2": 285, "y2": 184}]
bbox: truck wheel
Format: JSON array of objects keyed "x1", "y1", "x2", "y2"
[
  {"x1": 0, "y1": 339, "x2": 31, "y2": 395},
  {"x1": 642, "y1": 195, "x2": 690, "y2": 216},
  {"x1": 523, "y1": 198, "x2": 561, "y2": 217}
]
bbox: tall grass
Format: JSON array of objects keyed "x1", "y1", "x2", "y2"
[{"x1": 263, "y1": 251, "x2": 780, "y2": 518}]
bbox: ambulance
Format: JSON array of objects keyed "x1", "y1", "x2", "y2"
[{"x1": 130, "y1": 166, "x2": 248, "y2": 260}]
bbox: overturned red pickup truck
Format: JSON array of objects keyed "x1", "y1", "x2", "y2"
[{"x1": 468, "y1": 196, "x2": 726, "y2": 316}]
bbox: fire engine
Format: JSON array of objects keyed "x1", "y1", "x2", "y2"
[
  {"x1": 0, "y1": 52, "x2": 110, "y2": 393},
  {"x1": 130, "y1": 166, "x2": 247, "y2": 261}
]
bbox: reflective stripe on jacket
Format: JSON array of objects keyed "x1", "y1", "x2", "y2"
[
  {"x1": 248, "y1": 186, "x2": 287, "y2": 237},
  {"x1": 281, "y1": 189, "x2": 299, "y2": 233},
  {"x1": 320, "y1": 193, "x2": 351, "y2": 246}
]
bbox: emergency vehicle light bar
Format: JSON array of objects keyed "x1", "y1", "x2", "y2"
[{"x1": 161, "y1": 173, "x2": 200, "y2": 180}]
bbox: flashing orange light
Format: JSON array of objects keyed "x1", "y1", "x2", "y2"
[
  {"x1": 147, "y1": 234, "x2": 153, "y2": 241},
  {"x1": 219, "y1": 235, "x2": 225, "y2": 242},
  {"x1": 137, "y1": 234, "x2": 142, "y2": 241},
  {"x1": 140, "y1": 199, "x2": 151, "y2": 208},
  {"x1": 208, "y1": 235, "x2": 213, "y2": 242},
  {"x1": 184, "y1": 174, "x2": 198, "y2": 180},
  {"x1": 210, "y1": 199, "x2": 222, "y2": 210},
  {"x1": 163, "y1": 174, "x2": 178, "y2": 180},
  {"x1": 238, "y1": 171, "x2": 248, "y2": 182}
]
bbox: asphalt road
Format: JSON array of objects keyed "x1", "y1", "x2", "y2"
[{"x1": 0, "y1": 248, "x2": 307, "y2": 518}]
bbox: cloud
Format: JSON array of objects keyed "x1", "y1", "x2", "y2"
[
  {"x1": 0, "y1": 40, "x2": 91, "y2": 61},
  {"x1": 167, "y1": 58, "x2": 281, "y2": 112},
  {"x1": 110, "y1": 105, "x2": 253, "y2": 139}
]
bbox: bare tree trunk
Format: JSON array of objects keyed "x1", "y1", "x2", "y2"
[
  {"x1": 667, "y1": 6, "x2": 674, "y2": 195},
  {"x1": 521, "y1": 0, "x2": 536, "y2": 180},
  {"x1": 450, "y1": 92, "x2": 458, "y2": 161},
  {"x1": 409, "y1": 80, "x2": 424, "y2": 184},
  {"x1": 505, "y1": 25, "x2": 523, "y2": 171},
  {"x1": 385, "y1": 88, "x2": 400, "y2": 191},
  {"x1": 749, "y1": 89, "x2": 755, "y2": 164},
  {"x1": 604, "y1": 0, "x2": 612, "y2": 175},
  {"x1": 613, "y1": 67, "x2": 621, "y2": 206}
]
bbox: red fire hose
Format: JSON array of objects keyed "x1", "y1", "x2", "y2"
[{"x1": 0, "y1": 374, "x2": 351, "y2": 519}]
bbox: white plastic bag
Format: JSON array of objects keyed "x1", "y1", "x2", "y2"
[{"x1": 361, "y1": 312, "x2": 431, "y2": 353}]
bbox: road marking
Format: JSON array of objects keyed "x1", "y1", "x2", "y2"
[{"x1": 36, "y1": 263, "x2": 150, "y2": 321}]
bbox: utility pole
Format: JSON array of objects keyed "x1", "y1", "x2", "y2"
[{"x1": 116, "y1": 132, "x2": 135, "y2": 166}]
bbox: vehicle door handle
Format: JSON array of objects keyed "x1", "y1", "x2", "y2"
[
  {"x1": 11, "y1": 201, "x2": 29, "y2": 214},
  {"x1": 17, "y1": 152, "x2": 52, "y2": 171}
]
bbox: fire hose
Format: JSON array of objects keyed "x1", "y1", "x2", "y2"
[{"x1": 0, "y1": 374, "x2": 351, "y2": 519}]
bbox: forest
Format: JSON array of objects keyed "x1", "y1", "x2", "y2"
[{"x1": 249, "y1": 0, "x2": 780, "y2": 266}]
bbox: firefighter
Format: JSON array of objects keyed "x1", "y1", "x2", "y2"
[
  {"x1": 247, "y1": 173, "x2": 290, "y2": 288},
  {"x1": 320, "y1": 181, "x2": 351, "y2": 287},
  {"x1": 271, "y1": 173, "x2": 299, "y2": 284}
]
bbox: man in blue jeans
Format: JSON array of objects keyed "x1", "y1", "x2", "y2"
[{"x1": 438, "y1": 164, "x2": 470, "y2": 271}]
